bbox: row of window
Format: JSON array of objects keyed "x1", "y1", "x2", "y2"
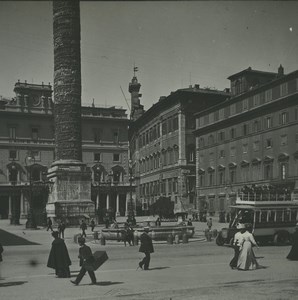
[
  {"x1": 139, "y1": 178, "x2": 179, "y2": 197},
  {"x1": 8, "y1": 126, "x2": 41, "y2": 141},
  {"x1": 92, "y1": 128, "x2": 120, "y2": 143},
  {"x1": 198, "y1": 162, "x2": 289, "y2": 187},
  {"x1": 138, "y1": 115, "x2": 179, "y2": 149},
  {"x1": 198, "y1": 78, "x2": 298, "y2": 127},
  {"x1": 201, "y1": 135, "x2": 291, "y2": 161},
  {"x1": 7, "y1": 126, "x2": 121, "y2": 144},
  {"x1": 139, "y1": 147, "x2": 179, "y2": 174},
  {"x1": 8, "y1": 150, "x2": 121, "y2": 164},
  {"x1": 198, "y1": 111, "x2": 295, "y2": 148}
]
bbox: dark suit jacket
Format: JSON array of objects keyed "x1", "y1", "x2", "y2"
[
  {"x1": 79, "y1": 244, "x2": 94, "y2": 267},
  {"x1": 139, "y1": 232, "x2": 154, "y2": 253}
]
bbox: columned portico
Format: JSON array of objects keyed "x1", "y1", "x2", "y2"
[
  {"x1": 20, "y1": 190, "x2": 26, "y2": 219},
  {"x1": 116, "y1": 194, "x2": 120, "y2": 216},
  {"x1": 106, "y1": 193, "x2": 110, "y2": 210}
]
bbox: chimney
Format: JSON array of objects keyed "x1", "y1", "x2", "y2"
[{"x1": 194, "y1": 84, "x2": 200, "y2": 89}]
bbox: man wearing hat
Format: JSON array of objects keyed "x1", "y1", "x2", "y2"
[
  {"x1": 71, "y1": 237, "x2": 96, "y2": 285},
  {"x1": 138, "y1": 227, "x2": 154, "y2": 270},
  {"x1": 229, "y1": 223, "x2": 245, "y2": 269}
]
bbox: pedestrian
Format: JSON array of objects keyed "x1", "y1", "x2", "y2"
[
  {"x1": 123, "y1": 223, "x2": 134, "y2": 247},
  {"x1": 71, "y1": 237, "x2": 96, "y2": 285},
  {"x1": 80, "y1": 219, "x2": 87, "y2": 237},
  {"x1": 105, "y1": 217, "x2": 110, "y2": 229},
  {"x1": 155, "y1": 217, "x2": 161, "y2": 227},
  {"x1": 207, "y1": 217, "x2": 213, "y2": 230},
  {"x1": 131, "y1": 215, "x2": 136, "y2": 226},
  {"x1": 286, "y1": 222, "x2": 298, "y2": 260},
  {"x1": 46, "y1": 217, "x2": 53, "y2": 232},
  {"x1": 90, "y1": 219, "x2": 95, "y2": 232},
  {"x1": 229, "y1": 223, "x2": 245, "y2": 269},
  {"x1": 226, "y1": 212, "x2": 231, "y2": 224},
  {"x1": 187, "y1": 218, "x2": 193, "y2": 226},
  {"x1": 111, "y1": 219, "x2": 119, "y2": 228},
  {"x1": 47, "y1": 231, "x2": 71, "y2": 278},
  {"x1": 58, "y1": 220, "x2": 66, "y2": 239},
  {"x1": 237, "y1": 223, "x2": 260, "y2": 270},
  {"x1": 138, "y1": 227, "x2": 154, "y2": 270}
]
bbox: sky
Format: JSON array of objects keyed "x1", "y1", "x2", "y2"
[{"x1": 0, "y1": 1, "x2": 297, "y2": 113}]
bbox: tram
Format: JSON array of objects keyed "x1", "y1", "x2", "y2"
[{"x1": 216, "y1": 192, "x2": 298, "y2": 246}]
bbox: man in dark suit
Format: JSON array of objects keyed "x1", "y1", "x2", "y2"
[
  {"x1": 138, "y1": 227, "x2": 154, "y2": 270},
  {"x1": 71, "y1": 237, "x2": 96, "y2": 285}
]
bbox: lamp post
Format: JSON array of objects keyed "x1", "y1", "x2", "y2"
[
  {"x1": 95, "y1": 164, "x2": 101, "y2": 223},
  {"x1": 128, "y1": 159, "x2": 134, "y2": 217},
  {"x1": 25, "y1": 152, "x2": 37, "y2": 229},
  {"x1": 9, "y1": 159, "x2": 20, "y2": 225}
]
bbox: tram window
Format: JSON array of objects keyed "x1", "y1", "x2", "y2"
[
  {"x1": 240, "y1": 210, "x2": 253, "y2": 224},
  {"x1": 276, "y1": 211, "x2": 283, "y2": 222},
  {"x1": 261, "y1": 211, "x2": 267, "y2": 222},
  {"x1": 255, "y1": 211, "x2": 260, "y2": 223},
  {"x1": 284, "y1": 210, "x2": 290, "y2": 222},
  {"x1": 268, "y1": 211, "x2": 275, "y2": 222},
  {"x1": 291, "y1": 210, "x2": 297, "y2": 221}
]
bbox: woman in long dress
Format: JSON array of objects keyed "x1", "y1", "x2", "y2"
[{"x1": 237, "y1": 225, "x2": 259, "y2": 270}]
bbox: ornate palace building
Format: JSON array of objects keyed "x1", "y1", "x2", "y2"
[
  {"x1": 194, "y1": 66, "x2": 298, "y2": 217},
  {"x1": 0, "y1": 81, "x2": 132, "y2": 225},
  {"x1": 129, "y1": 75, "x2": 229, "y2": 216}
]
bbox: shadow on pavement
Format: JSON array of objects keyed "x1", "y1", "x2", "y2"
[
  {"x1": 0, "y1": 229, "x2": 39, "y2": 246},
  {"x1": 78, "y1": 281, "x2": 123, "y2": 286},
  {"x1": 0, "y1": 281, "x2": 27, "y2": 287},
  {"x1": 148, "y1": 266, "x2": 170, "y2": 270},
  {"x1": 95, "y1": 281, "x2": 123, "y2": 286}
]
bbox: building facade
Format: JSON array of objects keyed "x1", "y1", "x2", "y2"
[
  {"x1": 129, "y1": 75, "x2": 229, "y2": 216},
  {"x1": 0, "y1": 81, "x2": 132, "y2": 225},
  {"x1": 194, "y1": 66, "x2": 298, "y2": 218}
]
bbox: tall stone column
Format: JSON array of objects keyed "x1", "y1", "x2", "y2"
[{"x1": 46, "y1": 0, "x2": 95, "y2": 224}]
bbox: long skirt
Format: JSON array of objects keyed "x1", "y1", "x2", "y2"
[{"x1": 237, "y1": 241, "x2": 259, "y2": 270}]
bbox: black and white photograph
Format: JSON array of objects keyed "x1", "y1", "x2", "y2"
[{"x1": 0, "y1": 0, "x2": 298, "y2": 299}]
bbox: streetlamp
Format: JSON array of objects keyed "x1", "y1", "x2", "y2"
[
  {"x1": 9, "y1": 159, "x2": 20, "y2": 225},
  {"x1": 95, "y1": 164, "x2": 101, "y2": 223},
  {"x1": 25, "y1": 152, "x2": 37, "y2": 229},
  {"x1": 128, "y1": 159, "x2": 134, "y2": 217}
]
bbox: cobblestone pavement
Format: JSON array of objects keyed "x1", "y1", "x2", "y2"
[{"x1": 1, "y1": 218, "x2": 297, "y2": 299}]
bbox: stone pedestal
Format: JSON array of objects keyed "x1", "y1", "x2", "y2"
[{"x1": 46, "y1": 160, "x2": 95, "y2": 225}]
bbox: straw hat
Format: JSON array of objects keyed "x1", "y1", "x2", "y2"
[{"x1": 236, "y1": 223, "x2": 245, "y2": 229}]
